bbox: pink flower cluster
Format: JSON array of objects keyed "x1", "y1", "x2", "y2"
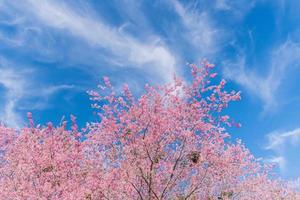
[{"x1": 0, "y1": 63, "x2": 298, "y2": 199}]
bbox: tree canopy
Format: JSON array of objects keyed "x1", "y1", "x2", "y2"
[{"x1": 0, "y1": 62, "x2": 298, "y2": 199}]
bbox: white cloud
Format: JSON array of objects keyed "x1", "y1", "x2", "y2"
[
  {"x1": 288, "y1": 178, "x2": 300, "y2": 192},
  {"x1": 0, "y1": 59, "x2": 74, "y2": 127},
  {"x1": 214, "y1": 0, "x2": 256, "y2": 19},
  {"x1": 0, "y1": 65, "x2": 29, "y2": 127},
  {"x1": 5, "y1": 0, "x2": 177, "y2": 82},
  {"x1": 223, "y1": 39, "x2": 300, "y2": 112},
  {"x1": 0, "y1": 0, "x2": 181, "y2": 127},
  {"x1": 215, "y1": 0, "x2": 231, "y2": 10},
  {"x1": 266, "y1": 128, "x2": 300, "y2": 151},
  {"x1": 265, "y1": 156, "x2": 286, "y2": 171},
  {"x1": 265, "y1": 128, "x2": 300, "y2": 173},
  {"x1": 223, "y1": 56, "x2": 276, "y2": 111},
  {"x1": 172, "y1": 0, "x2": 218, "y2": 56}
]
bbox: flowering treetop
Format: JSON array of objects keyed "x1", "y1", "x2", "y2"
[{"x1": 0, "y1": 62, "x2": 299, "y2": 199}]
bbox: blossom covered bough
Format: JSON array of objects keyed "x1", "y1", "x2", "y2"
[{"x1": 0, "y1": 62, "x2": 299, "y2": 199}]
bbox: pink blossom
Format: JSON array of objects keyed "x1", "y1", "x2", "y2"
[{"x1": 0, "y1": 63, "x2": 298, "y2": 199}]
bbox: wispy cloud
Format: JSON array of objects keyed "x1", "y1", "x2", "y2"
[
  {"x1": 214, "y1": 0, "x2": 256, "y2": 19},
  {"x1": 265, "y1": 156, "x2": 286, "y2": 171},
  {"x1": 223, "y1": 56, "x2": 277, "y2": 111},
  {"x1": 2, "y1": 0, "x2": 177, "y2": 82},
  {"x1": 172, "y1": 0, "x2": 219, "y2": 57},
  {"x1": 215, "y1": 0, "x2": 231, "y2": 10},
  {"x1": 265, "y1": 127, "x2": 300, "y2": 174},
  {"x1": 0, "y1": 67, "x2": 26, "y2": 127},
  {"x1": 266, "y1": 128, "x2": 300, "y2": 151},
  {"x1": 288, "y1": 178, "x2": 300, "y2": 192},
  {"x1": 0, "y1": 59, "x2": 74, "y2": 127},
  {"x1": 0, "y1": 0, "x2": 184, "y2": 127},
  {"x1": 223, "y1": 39, "x2": 300, "y2": 112}
]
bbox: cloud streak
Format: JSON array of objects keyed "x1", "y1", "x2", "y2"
[
  {"x1": 0, "y1": 59, "x2": 74, "y2": 127},
  {"x1": 4, "y1": 0, "x2": 177, "y2": 82},
  {"x1": 265, "y1": 127, "x2": 300, "y2": 175},
  {"x1": 223, "y1": 39, "x2": 300, "y2": 112},
  {"x1": 0, "y1": 67, "x2": 26, "y2": 127},
  {"x1": 266, "y1": 128, "x2": 300, "y2": 151},
  {"x1": 172, "y1": 0, "x2": 219, "y2": 56}
]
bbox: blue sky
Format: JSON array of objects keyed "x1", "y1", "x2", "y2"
[{"x1": 1, "y1": 0, "x2": 300, "y2": 180}]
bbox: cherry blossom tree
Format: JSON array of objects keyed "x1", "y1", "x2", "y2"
[{"x1": 0, "y1": 62, "x2": 299, "y2": 199}]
